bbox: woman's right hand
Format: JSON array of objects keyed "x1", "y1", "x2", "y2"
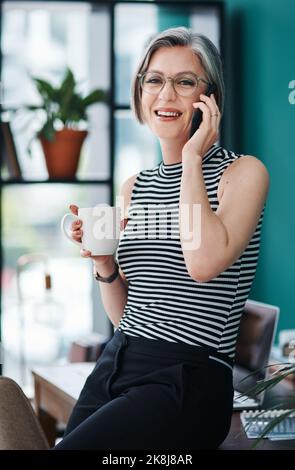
[{"x1": 69, "y1": 204, "x2": 114, "y2": 271}]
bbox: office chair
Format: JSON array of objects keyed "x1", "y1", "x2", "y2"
[{"x1": 0, "y1": 376, "x2": 49, "y2": 450}]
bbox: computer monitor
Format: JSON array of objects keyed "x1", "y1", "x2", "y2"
[{"x1": 233, "y1": 299, "x2": 280, "y2": 406}]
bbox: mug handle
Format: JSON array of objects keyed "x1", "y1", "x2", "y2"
[{"x1": 60, "y1": 213, "x2": 82, "y2": 247}]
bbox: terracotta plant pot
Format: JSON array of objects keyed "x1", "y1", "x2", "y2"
[{"x1": 40, "y1": 128, "x2": 88, "y2": 179}]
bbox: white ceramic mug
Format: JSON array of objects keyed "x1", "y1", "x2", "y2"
[{"x1": 61, "y1": 205, "x2": 121, "y2": 255}]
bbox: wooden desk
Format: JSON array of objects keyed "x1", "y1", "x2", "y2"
[
  {"x1": 32, "y1": 363, "x2": 295, "y2": 450},
  {"x1": 32, "y1": 363, "x2": 95, "y2": 447}
]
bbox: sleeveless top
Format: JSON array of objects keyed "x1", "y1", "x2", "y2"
[{"x1": 116, "y1": 144, "x2": 264, "y2": 359}]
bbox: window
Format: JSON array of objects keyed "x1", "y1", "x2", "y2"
[
  {"x1": 0, "y1": 1, "x2": 111, "y2": 389},
  {"x1": 113, "y1": 1, "x2": 222, "y2": 193}
]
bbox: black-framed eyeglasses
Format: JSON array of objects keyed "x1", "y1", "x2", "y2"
[{"x1": 137, "y1": 71, "x2": 210, "y2": 97}]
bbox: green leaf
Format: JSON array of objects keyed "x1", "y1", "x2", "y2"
[
  {"x1": 32, "y1": 77, "x2": 57, "y2": 103},
  {"x1": 59, "y1": 94, "x2": 83, "y2": 125},
  {"x1": 25, "y1": 105, "x2": 46, "y2": 112},
  {"x1": 82, "y1": 89, "x2": 106, "y2": 107},
  {"x1": 240, "y1": 369, "x2": 295, "y2": 399},
  {"x1": 59, "y1": 67, "x2": 76, "y2": 97},
  {"x1": 250, "y1": 409, "x2": 295, "y2": 449},
  {"x1": 39, "y1": 119, "x2": 56, "y2": 141},
  {"x1": 238, "y1": 362, "x2": 295, "y2": 447}
]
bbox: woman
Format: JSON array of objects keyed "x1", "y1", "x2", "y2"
[{"x1": 55, "y1": 27, "x2": 269, "y2": 450}]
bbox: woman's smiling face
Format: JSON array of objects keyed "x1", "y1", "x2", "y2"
[{"x1": 141, "y1": 46, "x2": 208, "y2": 141}]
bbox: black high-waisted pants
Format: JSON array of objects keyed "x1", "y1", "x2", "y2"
[{"x1": 54, "y1": 329, "x2": 234, "y2": 450}]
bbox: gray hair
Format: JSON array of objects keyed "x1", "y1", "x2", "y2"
[{"x1": 131, "y1": 26, "x2": 225, "y2": 123}]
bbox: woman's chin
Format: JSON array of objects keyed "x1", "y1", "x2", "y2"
[{"x1": 149, "y1": 123, "x2": 183, "y2": 140}]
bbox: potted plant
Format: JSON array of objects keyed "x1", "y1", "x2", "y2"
[
  {"x1": 241, "y1": 361, "x2": 295, "y2": 447},
  {"x1": 26, "y1": 67, "x2": 107, "y2": 179}
]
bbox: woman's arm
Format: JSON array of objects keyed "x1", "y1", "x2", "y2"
[
  {"x1": 93, "y1": 256, "x2": 128, "y2": 328},
  {"x1": 179, "y1": 154, "x2": 269, "y2": 282},
  {"x1": 92, "y1": 173, "x2": 138, "y2": 326},
  {"x1": 179, "y1": 92, "x2": 269, "y2": 282},
  {"x1": 70, "y1": 174, "x2": 137, "y2": 327}
]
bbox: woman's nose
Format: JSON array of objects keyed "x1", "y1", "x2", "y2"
[{"x1": 158, "y1": 79, "x2": 177, "y2": 100}]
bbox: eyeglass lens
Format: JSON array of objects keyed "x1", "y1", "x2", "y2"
[{"x1": 141, "y1": 72, "x2": 199, "y2": 96}]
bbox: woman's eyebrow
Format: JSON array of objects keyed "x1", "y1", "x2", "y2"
[{"x1": 147, "y1": 69, "x2": 197, "y2": 75}]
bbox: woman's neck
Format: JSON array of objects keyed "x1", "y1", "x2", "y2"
[{"x1": 158, "y1": 138, "x2": 186, "y2": 165}]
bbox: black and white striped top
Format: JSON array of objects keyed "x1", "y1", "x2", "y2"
[{"x1": 117, "y1": 144, "x2": 264, "y2": 359}]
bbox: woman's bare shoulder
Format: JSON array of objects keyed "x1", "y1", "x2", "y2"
[
  {"x1": 120, "y1": 173, "x2": 139, "y2": 197},
  {"x1": 226, "y1": 154, "x2": 268, "y2": 176},
  {"x1": 218, "y1": 154, "x2": 269, "y2": 202},
  {"x1": 120, "y1": 173, "x2": 139, "y2": 219}
]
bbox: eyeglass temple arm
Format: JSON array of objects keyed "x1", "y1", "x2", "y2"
[{"x1": 199, "y1": 77, "x2": 212, "y2": 86}]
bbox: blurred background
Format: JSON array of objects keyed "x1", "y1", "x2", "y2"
[{"x1": 0, "y1": 0, "x2": 294, "y2": 392}]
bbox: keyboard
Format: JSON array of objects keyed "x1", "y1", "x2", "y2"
[
  {"x1": 233, "y1": 390, "x2": 259, "y2": 410},
  {"x1": 241, "y1": 409, "x2": 295, "y2": 440}
]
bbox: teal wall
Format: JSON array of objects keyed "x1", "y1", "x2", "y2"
[
  {"x1": 154, "y1": 0, "x2": 294, "y2": 336},
  {"x1": 220, "y1": 0, "x2": 295, "y2": 335},
  {"x1": 156, "y1": 0, "x2": 295, "y2": 336}
]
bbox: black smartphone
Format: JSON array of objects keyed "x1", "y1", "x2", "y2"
[{"x1": 190, "y1": 83, "x2": 217, "y2": 137}]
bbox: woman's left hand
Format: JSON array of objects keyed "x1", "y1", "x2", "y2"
[{"x1": 182, "y1": 93, "x2": 221, "y2": 160}]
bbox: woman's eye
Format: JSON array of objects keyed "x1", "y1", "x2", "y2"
[
  {"x1": 146, "y1": 78, "x2": 162, "y2": 84},
  {"x1": 178, "y1": 80, "x2": 194, "y2": 86}
]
